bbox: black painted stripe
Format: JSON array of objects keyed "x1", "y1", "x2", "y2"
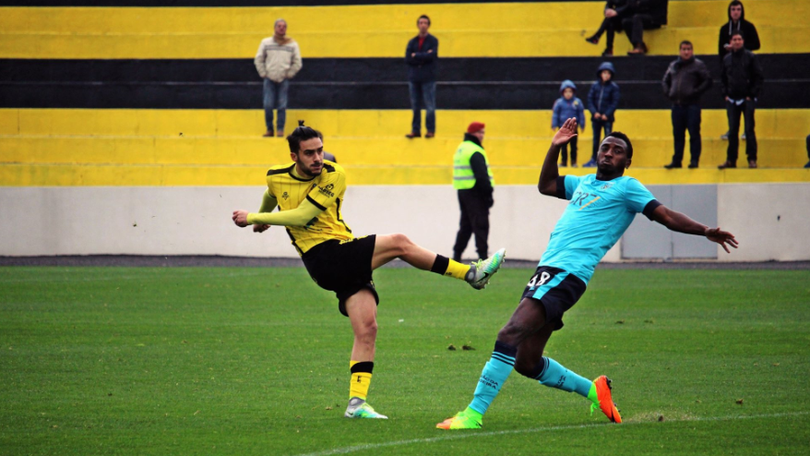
[{"x1": 2, "y1": 55, "x2": 808, "y2": 110}]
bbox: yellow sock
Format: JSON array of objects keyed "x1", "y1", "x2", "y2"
[
  {"x1": 430, "y1": 255, "x2": 471, "y2": 280},
  {"x1": 349, "y1": 360, "x2": 373, "y2": 400},
  {"x1": 444, "y1": 259, "x2": 471, "y2": 280}
]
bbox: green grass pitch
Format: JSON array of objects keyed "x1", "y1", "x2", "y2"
[{"x1": 1, "y1": 266, "x2": 809, "y2": 456}]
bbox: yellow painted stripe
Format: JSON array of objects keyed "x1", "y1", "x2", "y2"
[
  {"x1": 1, "y1": 163, "x2": 808, "y2": 187},
  {"x1": 3, "y1": 108, "x2": 809, "y2": 139},
  {"x1": 1, "y1": 0, "x2": 807, "y2": 58},
  {"x1": 2, "y1": 135, "x2": 807, "y2": 169}
]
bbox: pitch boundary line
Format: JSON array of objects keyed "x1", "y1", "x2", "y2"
[{"x1": 290, "y1": 411, "x2": 810, "y2": 456}]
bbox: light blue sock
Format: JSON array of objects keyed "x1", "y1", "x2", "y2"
[
  {"x1": 536, "y1": 357, "x2": 592, "y2": 398},
  {"x1": 468, "y1": 341, "x2": 516, "y2": 415}
]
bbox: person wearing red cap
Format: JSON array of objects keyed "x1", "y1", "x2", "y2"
[{"x1": 452, "y1": 122, "x2": 495, "y2": 262}]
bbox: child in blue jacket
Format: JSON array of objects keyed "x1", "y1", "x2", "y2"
[
  {"x1": 551, "y1": 80, "x2": 586, "y2": 167},
  {"x1": 585, "y1": 61, "x2": 621, "y2": 167}
]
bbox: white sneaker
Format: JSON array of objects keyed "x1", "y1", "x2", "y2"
[
  {"x1": 465, "y1": 248, "x2": 506, "y2": 290},
  {"x1": 344, "y1": 397, "x2": 388, "y2": 419}
]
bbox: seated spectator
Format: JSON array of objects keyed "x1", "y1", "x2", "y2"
[
  {"x1": 584, "y1": 0, "x2": 628, "y2": 57},
  {"x1": 620, "y1": 0, "x2": 669, "y2": 55}
]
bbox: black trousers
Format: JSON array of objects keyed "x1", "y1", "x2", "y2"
[
  {"x1": 670, "y1": 104, "x2": 702, "y2": 166},
  {"x1": 726, "y1": 99, "x2": 758, "y2": 163},
  {"x1": 560, "y1": 136, "x2": 578, "y2": 165},
  {"x1": 621, "y1": 14, "x2": 656, "y2": 46},
  {"x1": 453, "y1": 190, "x2": 490, "y2": 261}
]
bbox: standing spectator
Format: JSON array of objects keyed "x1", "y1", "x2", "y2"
[
  {"x1": 718, "y1": 0, "x2": 760, "y2": 140},
  {"x1": 584, "y1": 62, "x2": 620, "y2": 168},
  {"x1": 551, "y1": 80, "x2": 586, "y2": 167},
  {"x1": 620, "y1": 0, "x2": 669, "y2": 55},
  {"x1": 452, "y1": 122, "x2": 494, "y2": 263},
  {"x1": 718, "y1": 31, "x2": 764, "y2": 169},
  {"x1": 662, "y1": 41, "x2": 713, "y2": 169},
  {"x1": 255, "y1": 19, "x2": 302, "y2": 138},
  {"x1": 584, "y1": 0, "x2": 628, "y2": 57},
  {"x1": 405, "y1": 15, "x2": 439, "y2": 139},
  {"x1": 805, "y1": 135, "x2": 810, "y2": 168}
]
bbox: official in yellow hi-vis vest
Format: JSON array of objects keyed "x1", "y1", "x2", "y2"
[
  {"x1": 232, "y1": 121, "x2": 507, "y2": 421},
  {"x1": 453, "y1": 122, "x2": 495, "y2": 262}
]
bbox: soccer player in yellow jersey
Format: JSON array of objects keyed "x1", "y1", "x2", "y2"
[{"x1": 232, "y1": 121, "x2": 507, "y2": 419}]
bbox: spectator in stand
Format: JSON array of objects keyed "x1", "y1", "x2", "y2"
[
  {"x1": 551, "y1": 80, "x2": 586, "y2": 167},
  {"x1": 584, "y1": 0, "x2": 628, "y2": 57},
  {"x1": 619, "y1": 0, "x2": 669, "y2": 56},
  {"x1": 662, "y1": 41, "x2": 712, "y2": 169},
  {"x1": 718, "y1": 0, "x2": 761, "y2": 140},
  {"x1": 405, "y1": 15, "x2": 439, "y2": 139},
  {"x1": 805, "y1": 135, "x2": 810, "y2": 168},
  {"x1": 584, "y1": 62, "x2": 620, "y2": 168},
  {"x1": 255, "y1": 19, "x2": 302, "y2": 138},
  {"x1": 718, "y1": 31, "x2": 764, "y2": 170}
]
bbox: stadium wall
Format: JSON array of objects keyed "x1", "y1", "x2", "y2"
[{"x1": 1, "y1": 184, "x2": 808, "y2": 262}]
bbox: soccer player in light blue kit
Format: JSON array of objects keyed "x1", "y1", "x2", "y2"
[{"x1": 437, "y1": 118, "x2": 739, "y2": 429}]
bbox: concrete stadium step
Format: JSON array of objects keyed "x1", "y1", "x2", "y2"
[
  {"x1": 2, "y1": 161, "x2": 807, "y2": 187},
  {"x1": 2, "y1": 134, "x2": 806, "y2": 169},
  {"x1": 3, "y1": 108, "x2": 809, "y2": 139},
  {"x1": 1, "y1": 0, "x2": 806, "y2": 58}
]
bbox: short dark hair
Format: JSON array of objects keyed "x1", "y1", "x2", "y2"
[
  {"x1": 679, "y1": 40, "x2": 693, "y2": 49},
  {"x1": 606, "y1": 131, "x2": 633, "y2": 159},
  {"x1": 286, "y1": 120, "x2": 323, "y2": 153},
  {"x1": 730, "y1": 30, "x2": 744, "y2": 40},
  {"x1": 417, "y1": 15, "x2": 430, "y2": 26}
]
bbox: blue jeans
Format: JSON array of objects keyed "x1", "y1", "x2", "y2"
[
  {"x1": 409, "y1": 81, "x2": 436, "y2": 134},
  {"x1": 726, "y1": 99, "x2": 757, "y2": 163},
  {"x1": 591, "y1": 118, "x2": 613, "y2": 160},
  {"x1": 671, "y1": 104, "x2": 702, "y2": 166},
  {"x1": 263, "y1": 79, "x2": 289, "y2": 132}
]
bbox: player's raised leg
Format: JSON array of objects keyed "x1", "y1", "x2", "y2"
[
  {"x1": 371, "y1": 233, "x2": 505, "y2": 290},
  {"x1": 343, "y1": 289, "x2": 387, "y2": 419}
]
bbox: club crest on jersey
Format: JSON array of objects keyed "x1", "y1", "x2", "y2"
[
  {"x1": 282, "y1": 191, "x2": 289, "y2": 200},
  {"x1": 318, "y1": 183, "x2": 335, "y2": 198}
]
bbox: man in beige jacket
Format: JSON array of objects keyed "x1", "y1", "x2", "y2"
[{"x1": 255, "y1": 19, "x2": 303, "y2": 137}]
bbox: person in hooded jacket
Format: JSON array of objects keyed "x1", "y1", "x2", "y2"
[
  {"x1": 552, "y1": 80, "x2": 586, "y2": 167},
  {"x1": 718, "y1": 0, "x2": 760, "y2": 141},
  {"x1": 662, "y1": 41, "x2": 712, "y2": 169},
  {"x1": 584, "y1": 62, "x2": 620, "y2": 167}
]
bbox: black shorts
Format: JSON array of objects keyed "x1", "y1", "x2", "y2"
[
  {"x1": 301, "y1": 235, "x2": 379, "y2": 317},
  {"x1": 520, "y1": 266, "x2": 587, "y2": 330}
]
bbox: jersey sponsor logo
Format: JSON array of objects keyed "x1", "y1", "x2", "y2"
[
  {"x1": 570, "y1": 191, "x2": 601, "y2": 210},
  {"x1": 600, "y1": 183, "x2": 614, "y2": 190},
  {"x1": 318, "y1": 183, "x2": 335, "y2": 198}
]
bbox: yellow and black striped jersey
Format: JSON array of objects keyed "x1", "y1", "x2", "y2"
[{"x1": 266, "y1": 160, "x2": 353, "y2": 255}]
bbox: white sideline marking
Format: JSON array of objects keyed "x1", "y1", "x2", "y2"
[{"x1": 290, "y1": 411, "x2": 810, "y2": 456}]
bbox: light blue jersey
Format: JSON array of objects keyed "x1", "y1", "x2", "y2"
[{"x1": 539, "y1": 174, "x2": 657, "y2": 284}]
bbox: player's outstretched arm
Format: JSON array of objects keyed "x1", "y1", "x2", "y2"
[
  {"x1": 651, "y1": 205, "x2": 739, "y2": 253},
  {"x1": 538, "y1": 118, "x2": 578, "y2": 196},
  {"x1": 232, "y1": 199, "x2": 324, "y2": 229}
]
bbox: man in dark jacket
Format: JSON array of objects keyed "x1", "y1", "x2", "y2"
[
  {"x1": 405, "y1": 15, "x2": 439, "y2": 139},
  {"x1": 718, "y1": 1, "x2": 760, "y2": 60},
  {"x1": 619, "y1": 0, "x2": 668, "y2": 55},
  {"x1": 452, "y1": 122, "x2": 494, "y2": 262},
  {"x1": 662, "y1": 41, "x2": 712, "y2": 169},
  {"x1": 719, "y1": 31, "x2": 764, "y2": 169},
  {"x1": 718, "y1": 0, "x2": 761, "y2": 141}
]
